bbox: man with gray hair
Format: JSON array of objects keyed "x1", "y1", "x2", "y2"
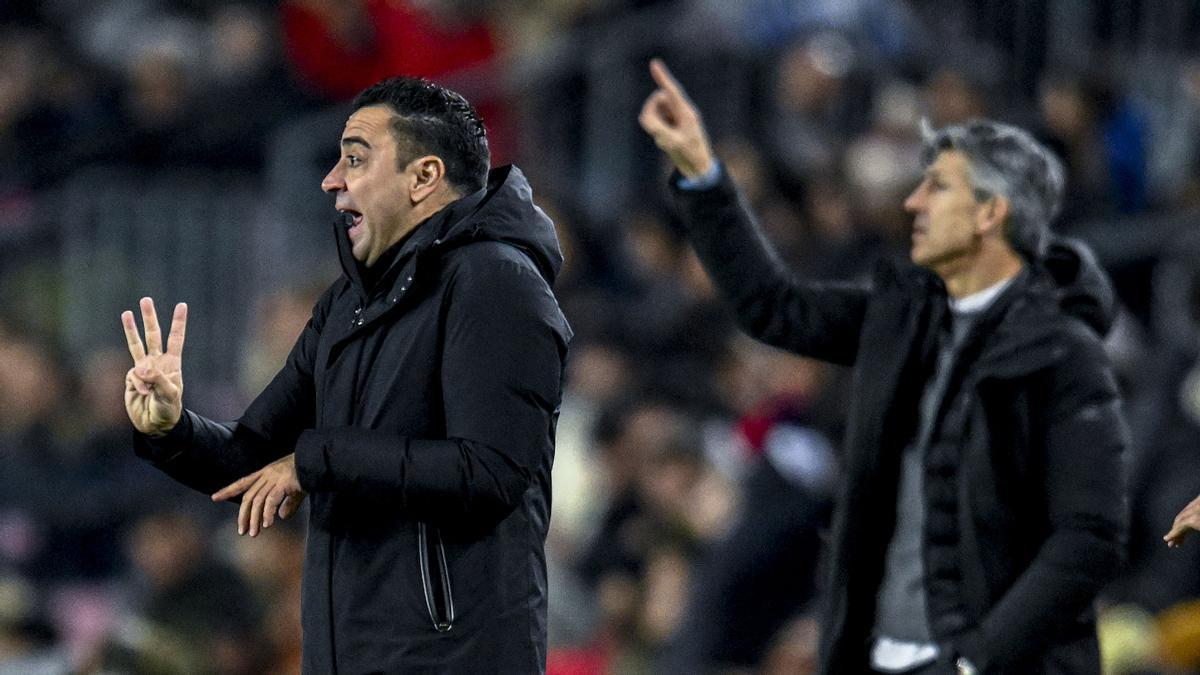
[{"x1": 639, "y1": 60, "x2": 1127, "y2": 674}]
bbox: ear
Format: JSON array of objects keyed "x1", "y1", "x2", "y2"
[
  {"x1": 977, "y1": 195, "x2": 1010, "y2": 238},
  {"x1": 407, "y1": 155, "x2": 447, "y2": 204}
]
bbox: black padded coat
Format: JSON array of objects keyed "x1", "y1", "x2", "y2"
[
  {"x1": 136, "y1": 165, "x2": 572, "y2": 674},
  {"x1": 671, "y1": 170, "x2": 1127, "y2": 675}
]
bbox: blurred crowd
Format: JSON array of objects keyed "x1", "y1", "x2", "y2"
[{"x1": 4, "y1": 0, "x2": 1200, "y2": 673}]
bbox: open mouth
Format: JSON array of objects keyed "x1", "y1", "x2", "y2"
[{"x1": 338, "y1": 208, "x2": 364, "y2": 239}]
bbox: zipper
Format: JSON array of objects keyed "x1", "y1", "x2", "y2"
[{"x1": 417, "y1": 522, "x2": 455, "y2": 632}]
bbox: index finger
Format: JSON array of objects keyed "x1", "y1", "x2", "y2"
[
  {"x1": 213, "y1": 472, "x2": 257, "y2": 502},
  {"x1": 650, "y1": 58, "x2": 690, "y2": 103},
  {"x1": 1165, "y1": 526, "x2": 1189, "y2": 546},
  {"x1": 121, "y1": 310, "x2": 146, "y2": 363},
  {"x1": 166, "y1": 302, "x2": 188, "y2": 357}
]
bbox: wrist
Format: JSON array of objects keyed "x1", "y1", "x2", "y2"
[
  {"x1": 676, "y1": 159, "x2": 722, "y2": 191},
  {"x1": 680, "y1": 154, "x2": 715, "y2": 180}
]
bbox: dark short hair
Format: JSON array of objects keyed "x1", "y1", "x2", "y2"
[
  {"x1": 920, "y1": 118, "x2": 1065, "y2": 261},
  {"x1": 353, "y1": 76, "x2": 490, "y2": 194}
]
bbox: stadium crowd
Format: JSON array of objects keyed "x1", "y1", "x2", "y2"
[{"x1": 3, "y1": 0, "x2": 1200, "y2": 673}]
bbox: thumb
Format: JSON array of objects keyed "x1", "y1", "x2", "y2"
[
  {"x1": 126, "y1": 368, "x2": 152, "y2": 396},
  {"x1": 136, "y1": 367, "x2": 181, "y2": 402}
]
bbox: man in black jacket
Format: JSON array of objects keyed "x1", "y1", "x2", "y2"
[
  {"x1": 121, "y1": 76, "x2": 571, "y2": 673},
  {"x1": 639, "y1": 60, "x2": 1127, "y2": 675}
]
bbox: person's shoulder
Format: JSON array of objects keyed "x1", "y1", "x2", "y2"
[
  {"x1": 444, "y1": 239, "x2": 537, "y2": 274},
  {"x1": 1015, "y1": 281, "x2": 1107, "y2": 350},
  {"x1": 1011, "y1": 293, "x2": 1113, "y2": 379},
  {"x1": 443, "y1": 241, "x2": 555, "y2": 300}
]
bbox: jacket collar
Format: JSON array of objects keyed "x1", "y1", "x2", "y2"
[
  {"x1": 961, "y1": 269, "x2": 1091, "y2": 381},
  {"x1": 333, "y1": 186, "x2": 489, "y2": 300},
  {"x1": 886, "y1": 236, "x2": 1116, "y2": 382}
]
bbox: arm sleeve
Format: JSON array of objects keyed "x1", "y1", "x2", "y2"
[
  {"x1": 669, "y1": 168, "x2": 870, "y2": 365},
  {"x1": 133, "y1": 298, "x2": 324, "y2": 495},
  {"x1": 958, "y1": 335, "x2": 1128, "y2": 670},
  {"x1": 293, "y1": 252, "x2": 567, "y2": 527}
]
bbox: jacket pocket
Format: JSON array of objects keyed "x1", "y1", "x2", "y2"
[{"x1": 418, "y1": 522, "x2": 455, "y2": 632}]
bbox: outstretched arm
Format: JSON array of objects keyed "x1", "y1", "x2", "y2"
[{"x1": 638, "y1": 60, "x2": 869, "y2": 364}]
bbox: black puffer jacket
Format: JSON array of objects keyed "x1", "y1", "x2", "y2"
[
  {"x1": 137, "y1": 165, "x2": 572, "y2": 674},
  {"x1": 671, "y1": 171, "x2": 1127, "y2": 675}
]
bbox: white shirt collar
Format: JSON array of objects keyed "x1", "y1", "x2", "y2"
[{"x1": 948, "y1": 274, "x2": 1018, "y2": 315}]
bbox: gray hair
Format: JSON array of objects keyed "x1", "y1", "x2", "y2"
[{"x1": 919, "y1": 118, "x2": 1066, "y2": 261}]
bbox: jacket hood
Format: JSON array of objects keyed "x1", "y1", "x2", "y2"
[
  {"x1": 335, "y1": 164, "x2": 564, "y2": 293},
  {"x1": 1037, "y1": 237, "x2": 1117, "y2": 337},
  {"x1": 960, "y1": 237, "x2": 1117, "y2": 381},
  {"x1": 426, "y1": 164, "x2": 563, "y2": 284}
]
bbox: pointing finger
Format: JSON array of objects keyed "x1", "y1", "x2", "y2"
[
  {"x1": 213, "y1": 472, "x2": 257, "y2": 502},
  {"x1": 167, "y1": 303, "x2": 188, "y2": 357},
  {"x1": 1165, "y1": 525, "x2": 1188, "y2": 547},
  {"x1": 650, "y1": 58, "x2": 690, "y2": 104},
  {"x1": 140, "y1": 297, "x2": 163, "y2": 356}
]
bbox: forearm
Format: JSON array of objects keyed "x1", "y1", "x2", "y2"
[
  {"x1": 958, "y1": 525, "x2": 1122, "y2": 670},
  {"x1": 134, "y1": 410, "x2": 287, "y2": 495},
  {"x1": 962, "y1": 370, "x2": 1128, "y2": 669},
  {"x1": 670, "y1": 170, "x2": 866, "y2": 364},
  {"x1": 294, "y1": 429, "x2": 538, "y2": 526}
]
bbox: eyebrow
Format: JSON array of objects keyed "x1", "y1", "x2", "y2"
[{"x1": 340, "y1": 136, "x2": 371, "y2": 150}]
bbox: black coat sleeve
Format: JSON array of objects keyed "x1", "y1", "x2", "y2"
[
  {"x1": 670, "y1": 168, "x2": 870, "y2": 365},
  {"x1": 133, "y1": 293, "x2": 325, "y2": 495},
  {"x1": 958, "y1": 330, "x2": 1128, "y2": 671},
  {"x1": 293, "y1": 250, "x2": 567, "y2": 527}
]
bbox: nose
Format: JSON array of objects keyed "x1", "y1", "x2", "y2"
[
  {"x1": 321, "y1": 162, "x2": 344, "y2": 193},
  {"x1": 904, "y1": 181, "x2": 926, "y2": 213}
]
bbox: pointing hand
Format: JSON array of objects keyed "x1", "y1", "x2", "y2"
[{"x1": 638, "y1": 58, "x2": 716, "y2": 179}]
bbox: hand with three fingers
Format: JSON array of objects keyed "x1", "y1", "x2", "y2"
[
  {"x1": 122, "y1": 297, "x2": 187, "y2": 436},
  {"x1": 122, "y1": 296, "x2": 306, "y2": 536},
  {"x1": 212, "y1": 453, "x2": 307, "y2": 537}
]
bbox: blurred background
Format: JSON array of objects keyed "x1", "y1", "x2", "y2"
[{"x1": 2, "y1": 0, "x2": 1200, "y2": 673}]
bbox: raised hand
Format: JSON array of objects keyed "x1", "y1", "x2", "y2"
[
  {"x1": 212, "y1": 454, "x2": 307, "y2": 537},
  {"x1": 638, "y1": 58, "x2": 716, "y2": 179},
  {"x1": 122, "y1": 297, "x2": 187, "y2": 436}
]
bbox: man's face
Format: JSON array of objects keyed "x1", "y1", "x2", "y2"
[
  {"x1": 321, "y1": 105, "x2": 413, "y2": 267},
  {"x1": 904, "y1": 150, "x2": 989, "y2": 273}
]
